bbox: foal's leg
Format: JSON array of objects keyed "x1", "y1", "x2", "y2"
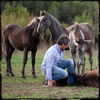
[
  {"x1": 77, "y1": 60, "x2": 80, "y2": 75},
  {"x1": 81, "y1": 57, "x2": 85, "y2": 74},
  {"x1": 31, "y1": 48, "x2": 37, "y2": 78},
  {"x1": 5, "y1": 42, "x2": 10, "y2": 76},
  {"x1": 21, "y1": 47, "x2": 28, "y2": 78},
  {"x1": 5, "y1": 43, "x2": 15, "y2": 76},
  {"x1": 89, "y1": 48, "x2": 93, "y2": 71},
  {"x1": 69, "y1": 47, "x2": 76, "y2": 72}
]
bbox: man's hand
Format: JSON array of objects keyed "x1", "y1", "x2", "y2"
[{"x1": 48, "y1": 80, "x2": 53, "y2": 87}]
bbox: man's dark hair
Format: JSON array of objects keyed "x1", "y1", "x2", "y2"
[{"x1": 56, "y1": 35, "x2": 70, "y2": 45}]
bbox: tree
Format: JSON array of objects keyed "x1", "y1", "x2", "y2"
[
  {"x1": 92, "y1": 2, "x2": 99, "y2": 43},
  {"x1": 73, "y1": 9, "x2": 93, "y2": 25},
  {"x1": 1, "y1": 2, "x2": 33, "y2": 30},
  {"x1": 48, "y1": 1, "x2": 60, "y2": 20}
]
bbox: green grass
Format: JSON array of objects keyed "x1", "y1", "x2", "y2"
[{"x1": 1, "y1": 49, "x2": 99, "y2": 99}]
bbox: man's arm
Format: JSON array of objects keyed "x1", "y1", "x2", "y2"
[{"x1": 46, "y1": 51, "x2": 56, "y2": 87}]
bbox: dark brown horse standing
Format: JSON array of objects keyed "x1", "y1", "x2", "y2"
[{"x1": 2, "y1": 18, "x2": 46, "y2": 78}]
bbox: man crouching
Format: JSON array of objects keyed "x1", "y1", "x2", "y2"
[{"x1": 41, "y1": 35, "x2": 74, "y2": 87}]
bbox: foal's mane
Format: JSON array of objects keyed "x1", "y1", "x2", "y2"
[
  {"x1": 25, "y1": 18, "x2": 39, "y2": 34},
  {"x1": 27, "y1": 18, "x2": 37, "y2": 27},
  {"x1": 73, "y1": 22, "x2": 83, "y2": 40},
  {"x1": 60, "y1": 24, "x2": 67, "y2": 34}
]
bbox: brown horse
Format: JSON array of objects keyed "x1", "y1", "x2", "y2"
[
  {"x1": 55, "y1": 69, "x2": 99, "y2": 88},
  {"x1": 69, "y1": 22, "x2": 94, "y2": 74},
  {"x1": 2, "y1": 18, "x2": 46, "y2": 78}
]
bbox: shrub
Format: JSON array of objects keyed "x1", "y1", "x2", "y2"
[
  {"x1": 1, "y1": 2, "x2": 33, "y2": 30},
  {"x1": 73, "y1": 9, "x2": 93, "y2": 25}
]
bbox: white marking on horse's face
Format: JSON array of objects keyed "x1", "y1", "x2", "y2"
[
  {"x1": 69, "y1": 30, "x2": 78, "y2": 46},
  {"x1": 69, "y1": 30, "x2": 75, "y2": 40},
  {"x1": 40, "y1": 16, "x2": 44, "y2": 23},
  {"x1": 37, "y1": 16, "x2": 44, "y2": 32},
  {"x1": 82, "y1": 47, "x2": 85, "y2": 51},
  {"x1": 72, "y1": 30, "x2": 79, "y2": 46},
  {"x1": 80, "y1": 30, "x2": 84, "y2": 39}
]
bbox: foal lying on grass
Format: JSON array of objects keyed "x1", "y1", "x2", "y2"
[{"x1": 43, "y1": 69, "x2": 99, "y2": 88}]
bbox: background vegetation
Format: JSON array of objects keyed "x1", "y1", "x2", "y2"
[
  {"x1": 1, "y1": 1, "x2": 99, "y2": 43},
  {"x1": 1, "y1": 1, "x2": 99, "y2": 99}
]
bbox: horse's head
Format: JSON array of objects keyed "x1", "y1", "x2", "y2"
[
  {"x1": 73, "y1": 23, "x2": 92, "y2": 65},
  {"x1": 27, "y1": 18, "x2": 46, "y2": 40},
  {"x1": 75, "y1": 38, "x2": 91, "y2": 65},
  {"x1": 35, "y1": 10, "x2": 51, "y2": 39}
]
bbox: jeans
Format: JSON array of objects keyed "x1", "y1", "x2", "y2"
[{"x1": 52, "y1": 59, "x2": 74, "y2": 85}]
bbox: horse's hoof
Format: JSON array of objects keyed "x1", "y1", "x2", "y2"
[
  {"x1": 33, "y1": 75, "x2": 37, "y2": 78},
  {"x1": 11, "y1": 74, "x2": 15, "y2": 77},
  {"x1": 10, "y1": 72, "x2": 15, "y2": 77},
  {"x1": 21, "y1": 76, "x2": 26, "y2": 78},
  {"x1": 6, "y1": 74, "x2": 9, "y2": 76},
  {"x1": 6, "y1": 73, "x2": 9, "y2": 76}
]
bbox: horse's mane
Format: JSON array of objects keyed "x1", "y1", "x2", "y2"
[
  {"x1": 74, "y1": 22, "x2": 78, "y2": 26},
  {"x1": 25, "y1": 18, "x2": 39, "y2": 34},
  {"x1": 48, "y1": 14, "x2": 69, "y2": 36},
  {"x1": 27, "y1": 19, "x2": 37, "y2": 27},
  {"x1": 49, "y1": 14, "x2": 68, "y2": 36},
  {"x1": 60, "y1": 24, "x2": 67, "y2": 34},
  {"x1": 73, "y1": 22, "x2": 83, "y2": 40}
]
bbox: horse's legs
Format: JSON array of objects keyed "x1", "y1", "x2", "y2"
[
  {"x1": 89, "y1": 48, "x2": 93, "y2": 71},
  {"x1": 21, "y1": 47, "x2": 28, "y2": 78},
  {"x1": 81, "y1": 57, "x2": 85, "y2": 74},
  {"x1": 31, "y1": 48, "x2": 37, "y2": 78},
  {"x1": 5, "y1": 42, "x2": 15, "y2": 76},
  {"x1": 69, "y1": 47, "x2": 76, "y2": 72},
  {"x1": 77, "y1": 60, "x2": 80, "y2": 75}
]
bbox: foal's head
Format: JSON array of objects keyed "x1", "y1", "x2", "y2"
[
  {"x1": 36, "y1": 10, "x2": 51, "y2": 39},
  {"x1": 27, "y1": 17, "x2": 46, "y2": 40},
  {"x1": 72, "y1": 22, "x2": 92, "y2": 65}
]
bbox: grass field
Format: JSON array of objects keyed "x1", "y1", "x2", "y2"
[{"x1": 0, "y1": 46, "x2": 99, "y2": 99}]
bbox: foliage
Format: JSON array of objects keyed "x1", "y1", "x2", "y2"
[
  {"x1": 48, "y1": 1, "x2": 60, "y2": 20},
  {"x1": 73, "y1": 9, "x2": 93, "y2": 25},
  {"x1": 92, "y1": 2, "x2": 99, "y2": 42},
  {"x1": 61, "y1": 22, "x2": 69, "y2": 28},
  {"x1": 1, "y1": 1, "x2": 99, "y2": 43},
  {"x1": 1, "y1": 2, "x2": 33, "y2": 30}
]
